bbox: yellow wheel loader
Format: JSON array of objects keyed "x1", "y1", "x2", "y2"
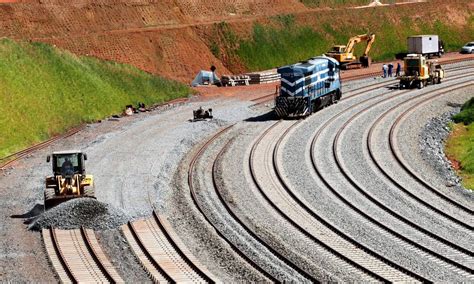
[
  {"x1": 399, "y1": 54, "x2": 444, "y2": 89},
  {"x1": 44, "y1": 150, "x2": 94, "y2": 210},
  {"x1": 326, "y1": 33, "x2": 375, "y2": 69}
]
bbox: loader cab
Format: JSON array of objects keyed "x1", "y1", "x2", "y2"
[{"x1": 47, "y1": 151, "x2": 87, "y2": 176}]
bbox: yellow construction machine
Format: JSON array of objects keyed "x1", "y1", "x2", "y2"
[
  {"x1": 399, "y1": 54, "x2": 444, "y2": 89},
  {"x1": 326, "y1": 33, "x2": 376, "y2": 69},
  {"x1": 44, "y1": 150, "x2": 94, "y2": 209}
]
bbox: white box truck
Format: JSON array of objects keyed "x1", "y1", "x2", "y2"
[{"x1": 407, "y1": 35, "x2": 444, "y2": 57}]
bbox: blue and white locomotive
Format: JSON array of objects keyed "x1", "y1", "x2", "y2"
[{"x1": 275, "y1": 56, "x2": 341, "y2": 118}]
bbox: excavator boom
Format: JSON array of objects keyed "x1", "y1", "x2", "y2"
[{"x1": 327, "y1": 33, "x2": 375, "y2": 69}]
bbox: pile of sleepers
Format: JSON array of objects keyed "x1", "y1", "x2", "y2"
[
  {"x1": 221, "y1": 75, "x2": 251, "y2": 86},
  {"x1": 245, "y1": 69, "x2": 281, "y2": 84}
]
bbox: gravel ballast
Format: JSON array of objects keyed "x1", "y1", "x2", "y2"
[{"x1": 29, "y1": 198, "x2": 130, "y2": 231}]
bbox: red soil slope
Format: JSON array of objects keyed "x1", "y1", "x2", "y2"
[{"x1": 0, "y1": 0, "x2": 472, "y2": 83}]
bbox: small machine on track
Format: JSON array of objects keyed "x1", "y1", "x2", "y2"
[
  {"x1": 44, "y1": 150, "x2": 94, "y2": 209},
  {"x1": 192, "y1": 107, "x2": 213, "y2": 121}
]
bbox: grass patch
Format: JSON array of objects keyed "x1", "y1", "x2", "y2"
[
  {"x1": 236, "y1": 23, "x2": 328, "y2": 71},
  {"x1": 209, "y1": 2, "x2": 474, "y2": 73},
  {"x1": 445, "y1": 122, "x2": 474, "y2": 190},
  {"x1": 452, "y1": 97, "x2": 474, "y2": 125},
  {"x1": 0, "y1": 39, "x2": 190, "y2": 158},
  {"x1": 446, "y1": 96, "x2": 474, "y2": 190}
]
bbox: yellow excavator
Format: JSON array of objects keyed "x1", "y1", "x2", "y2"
[
  {"x1": 44, "y1": 150, "x2": 94, "y2": 209},
  {"x1": 326, "y1": 33, "x2": 376, "y2": 69}
]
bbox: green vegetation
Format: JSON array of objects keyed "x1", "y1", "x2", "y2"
[
  {"x1": 236, "y1": 19, "x2": 328, "y2": 71},
  {"x1": 453, "y1": 97, "x2": 474, "y2": 125},
  {"x1": 209, "y1": 6, "x2": 474, "y2": 73},
  {"x1": 445, "y1": 124, "x2": 474, "y2": 190},
  {"x1": 0, "y1": 39, "x2": 190, "y2": 158},
  {"x1": 446, "y1": 97, "x2": 474, "y2": 190}
]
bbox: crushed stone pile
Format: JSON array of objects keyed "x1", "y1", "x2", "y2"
[
  {"x1": 29, "y1": 198, "x2": 130, "y2": 231},
  {"x1": 419, "y1": 109, "x2": 462, "y2": 187}
]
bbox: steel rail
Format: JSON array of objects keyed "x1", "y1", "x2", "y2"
[
  {"x1": 127, "y1": 221, "x2": 175, "y2": 283},
  {"x1": 367, "y1": 84, "x2": 474, "y2": 227},
  {"x1": 45, "y1": 227, "x2": 121, "y2": 283},
  {"x1": 48, "y1": 228, "x2": 78, "y2": 283},
  {"x1": 211, "y1": 134, "x2": 318, "y2": 283},
  {"x1": 187, "y1": 125, "x2": 278, "y2": 282},
  {"x1": 308, "y1": 76, "x2": 474, "y2": 279},
  {"x1": 79, "y1": 227, "x2": 118, "y2": 283},
  {"x1": 388, "y1": 88, "x2": 474, "y2": 215},
  {"x1": 248, "y1": 121, "x2": 423, "y2": 282},
  {"x1": 332, "y1": 80, "x2": 474, "y2": 271},
  {"x1": 151, "y1": 211, "x2": 215, "y2": 283}
]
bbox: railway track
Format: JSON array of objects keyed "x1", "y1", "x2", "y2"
[
  {"x1": 251, "y1": 62, "x2": 473, "y2": 107},
  {"x1": 0, "y1": 97, "x2": 188, "y2": 170},
  {"x1": 331, "y1": 79, "x2": 474, "y2": 271},
  {"x1": 42, "y1": 227, "x2": 123, "y2": 283},
  {"x1": 305, "y1": 72, "x2": 474, "y2": 280},
  {"x1": 187, "y1": 125, "x2": 313, "y2": 282},
  {"x1": 206, "y1": 65, "x2": 474, "y2": 281},
  {"x1": 368, "y1": 87, "x2": 474, "y2": 223},
  {"x1": 245, "y1": 120, "x2": 424, "y2": 282},
  {"x1": 122, "y1": 211, "x2": 215, "y2": 283},
  {"x1": 387, "y1": 93, "x2": 474, "y2": 214}
]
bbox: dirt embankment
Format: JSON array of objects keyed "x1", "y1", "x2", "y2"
[{"x1": 0, "y1": 0, "x2": 472, "y2": 83}]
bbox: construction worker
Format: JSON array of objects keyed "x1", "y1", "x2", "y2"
[
  {"x1": 388, "y1": 63, "x2": 394, "y2": 77},
  {"x1": 382, "y1": 64, "x2": 388, "y2": 78},
  {"x1": 395, "y1": 62, "x2": 401, "y2": 77}
]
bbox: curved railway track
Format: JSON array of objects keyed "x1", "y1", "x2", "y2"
[
  {"x1": 42, "y1": 227, "x2": 123, "y2": 283},
  {"x1": 122, "y1": 211, "x2": 215, "y2": 283},
  {"x1": 331, "y1": 80, "x2": 474, "y2": 271},
  {"x1": 367, "y1": 86, "x2": 474, "y2": 222},
  {"x1": 0, "y1": 97, "x2": 188, "y2": 170},
  {"x1": 2, "y1": 60, "x2": 472, "y2": 170},
  {"x1": 207, "y1": 65, "x2": 474, "y2": 281},
  {"x1": 305, "y1": 73, "x2": 474, "y2": 280},
  {"x1": 251, "y1": 63, "x2": 473, "y2": 107},
  {"x1": 245, "y1": 120, "x2": 425, "y2": 282},
  {"x1": 187, "y1": 125, "x2": 315, "y2": 282},
  {"x1": 388, "y1": 93, "x2": 474, "y2": 214}
]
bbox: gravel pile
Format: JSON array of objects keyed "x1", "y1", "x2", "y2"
[
  {"x1": 29, "y1": 198, "x2": 130, "y2": 231},
  {"x1": 419, "y1": 109, "x2": 462, "y2": 187}
]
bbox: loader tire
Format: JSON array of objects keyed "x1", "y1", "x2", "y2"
[{"x1": 44, "y1": 188, "x2": 56, "y2": 210}]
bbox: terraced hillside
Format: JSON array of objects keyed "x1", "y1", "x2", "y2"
[{"x1": 0, "y1": 0, "x2": 472, "y2": 82}]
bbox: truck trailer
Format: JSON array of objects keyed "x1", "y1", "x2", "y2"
[{"x1": 407, "y1": 35, "x2": 444, "y2": 58}]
